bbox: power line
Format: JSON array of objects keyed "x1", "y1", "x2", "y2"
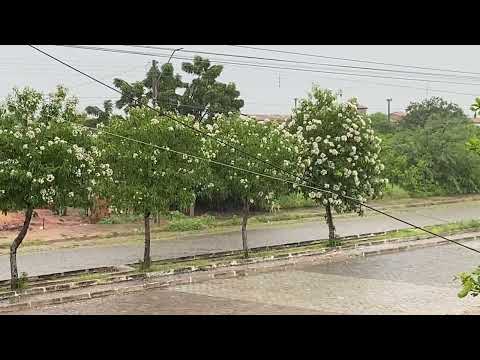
[
  {"x1": 126, "y1": 45, "x2": 480, "y2": 82},
  {"x1": 83, "y1": 124, "x2": 480, "y2": 255},
  {"x1": 27, "y1": 45, "x2": 480, "y2": 256},
  {"x1": 54, "y1": 45, "x2": 480, "y2": 90},
  {"x1": 47, "y1": 45, "x2": 480, "y2": 99},
  {"x1": 229, "y1": 45, "x2": 480, "y2": 77}
]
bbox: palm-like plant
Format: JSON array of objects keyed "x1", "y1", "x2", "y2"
[
  {"x1": 470, "y1": 97, "x2": 480, "y2": 117},
  {"x1": 85, "y1": 100, "x2": 113, "y2": 127}
]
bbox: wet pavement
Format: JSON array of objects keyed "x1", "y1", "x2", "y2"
[
  {"x1": 16, "y1": 239, "x2": 480, "y2": 315},
  {"x1": 2, "y1": 201, "x2": 480, "y2": 280}
]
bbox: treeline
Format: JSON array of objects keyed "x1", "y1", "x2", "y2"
[
  {"x1": 1, "y1": 83, "x2": 387, "y2": 289},
  {"x1": 370, "y1": 97, "x2": 480, "y2": 196}
]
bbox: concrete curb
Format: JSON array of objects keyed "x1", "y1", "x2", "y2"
[
  {"x1": 1, "y1": 232, "x2": 478, "y2": 313},
  {"x1": 0, "y1": 265, "x2": 124, "y2": 288}
]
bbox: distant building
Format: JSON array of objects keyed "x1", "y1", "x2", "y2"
[
  {"x1": 471, "y1": 117, "x2": 480, "y2": 127},
  {"x1": 250, "y1": 114, "x2": 290, "y2": 123},
  {"x1": 390, "y1": 111, "x2": 406, "y2": 123},
  {"x1": 357, "y1": 104, "x2": 368, "y2": 114}
]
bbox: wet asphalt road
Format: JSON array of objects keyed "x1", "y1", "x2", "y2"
[{"x1": 1, "y1": 201, "x2": 480, "y2": 280}]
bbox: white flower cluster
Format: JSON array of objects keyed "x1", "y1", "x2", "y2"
[{"x1": 287, "y1": 89, "x2": 388, "y2": 213}]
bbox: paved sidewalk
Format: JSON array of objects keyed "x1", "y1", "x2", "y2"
[{"x1": 15, "y1": 238, "x2": 480, "y2": 315}]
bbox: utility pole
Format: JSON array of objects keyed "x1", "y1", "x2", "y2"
[
  {"x1": 387, "y1": 98, "x2": 392, "y2": 123},
  {"x1": 168, "y1": 47, "x2": 183, "y2": 63},
  {"x1": 151, "y1": 60, "x2": 158, "y2": 107},
  {"x1": 152, "y1": 48, "x2": 183, "y2": 110},
  {"x1": 278, "y1": 73, "x2": 281, "y2": 88},
  {"x1": 294, "y1": 98, "x2": 298, "y2": 110}
]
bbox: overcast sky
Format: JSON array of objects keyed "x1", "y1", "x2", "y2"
[{"x1": 1, "y1": 45, "x2": 480, "y2": 116}]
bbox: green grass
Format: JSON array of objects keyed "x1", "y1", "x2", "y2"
[
  {"x1": 133, "y1": 258, "x2": 216, "y2": 273},
  {"x1": 216, "y1": 216, "x2": 242, "y2": 227},
  {"x1": 134, "y1": 241, "x2": 331, "y2": 274},
  {"x1": 382, "y1": 184, "x2": 411, "y2": 200},
  {"x1": 99, "y1": 213, "x2": 143, "y2": 224},
  {"x1": 372, "y1": 219, "x2": 480, "y2": 241},
  {"x1": 70, "y1": 272, "x2": 113, "y2": 283},
  {"x1": 275, "y1": 192, "x2": 316, "y2": 209},
  {"x1": 253, "y1": 211, "x2": 321, "y2": 223},
  {"x1": 166, "y1": 215, "x2": 216, "y2": 231}
]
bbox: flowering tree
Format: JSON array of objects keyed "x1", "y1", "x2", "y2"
[
  {"x1": 203, "y1": 114, "x2": 298, "y2": 257},
  {"x1": 97, "y1": 108, "x2": 204, "y2": 268},
  {"x1": 0, "y1": 87, "x2": 106, "y2": 289},
  {"x1": 289, "y1": 87, "x2": 388, "y2": 244}
]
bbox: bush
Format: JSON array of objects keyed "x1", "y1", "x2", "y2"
[
  {"x1": 166, "y1": 215, "x2": 216, "y2": 231},
  {"x1": 382, "y1": 184, "x2": 410, "y2": 200},
  {"x1": 456, "y1": 266, "x2": 480, "y2": 298},
  {"x1": 275, "y1": 192, "x2": 316, "y2": 209},
  {"x1": 166, "y1": 210, "x2": 187, "y2": 221},
  {"x1": 218, "y1": 215, "x2": 242, "y2": 226},
  {"x1": 99, "y1": 213, "x2": 143, "y2": 224},
  {"x1": 17, "y1": 272, "x2": 29, "y2": 290}
]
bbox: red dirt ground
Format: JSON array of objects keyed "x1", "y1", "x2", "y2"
[{"x1": 0, "y1": 209, "x2": 144, "y2": 245}]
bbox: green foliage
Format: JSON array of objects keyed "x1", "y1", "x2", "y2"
[
  {"x1": 84, "y1": 100, "x2": 114, "y2": 127},
  {"x1": 291, "y1": 87, "x2": 388, "y2": 214},
  {"x1": 98, "y1": 213, "x2": 143, "y2": 224},
  {"x1": 470, "y1": 97, "x2": 480, "y2": 115},
  {"x1": 17, "y1": 272, "x2": 29, "y2": 290},
  {"x1": 143, "y1": 61, "x2": 185, "y2": 112},
  {"x1": 201, "y1": 114, "x2": 299, "y2": 211},
  {"x1": 97, "y1": 107, "x2": 204, "y2": 216},
  {"x1": 179, "y1": 56, "x2": 244, "y2": 123},
  {"x1": 402, "y1": 97, "x2": 467, "y2": 129},
  {"x1": 166, "y1": 210, "x2": 187, "y2": 221},
  {"x1": 457, "y1": 266, "x2": 480, "y2": 298},
  {"x1": 275, "y1": 192, "x2": 316, "y2": 209},
  {"x1": 369, "y1": 112, "x2": 396, "y2": 134},
  {"x1": 382, "y1": 114, "x2": 480, "y2": 195},
  {"x1": 166, "y1": 215, "x2": 215, "y2": 231},
  {"x1": 137, "y1": 258, "x2": 149, "y2": 272},
  {"x1": 381, "y1": 184, "x2": 410, "y2": 200},
  {"x1": 0, "y1": 87, "x2": 106, "y2": 213},
  {"x1": 112, "y1": 79, "x2": 150, "y2": 112},
  {"x1": 111, "y1": 56, "x2": 244, "y2": 122}
]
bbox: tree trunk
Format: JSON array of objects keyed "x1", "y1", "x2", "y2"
[
  {"x1": 10, "y1": 207, "x2": 34, "y2": 290},
  {"x1": 143, "y1": 211, "x2": 151, "y2": 269},
  {"x1": 325, "y1": 203, "x2": 336, "y2": 245},
  {"x1": 242, "y1": 198, "x2": 250, "y2": 258},
  {"x1": 61, "y1": 207, "x2": 67, "y2": 216}
]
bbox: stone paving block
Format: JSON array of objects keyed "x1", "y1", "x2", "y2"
[
  {"x1": 24, "y1": 287, "x2": 46, "y2": 296},
  {"x1": 0, "y1": 302, "x2": 30, "y2": 312},
  {"x1": 56, "y1": 284, "x2": 72, "y2": 291},
  {"x1": 118, "y1": 285, "x2": 145, "y2": 294},
  {"x1": 144, "y1": 281, "x2": 169, "y2": 290},
  {"x1": 90, "y1": 289, "x2": 115, "y2": 299},
  {"x1": 74, "y1": 280, "x2": 98, "y2": 288},
  {"x1": 61, "y1": 293, "x2": 91, "y2": 303}
]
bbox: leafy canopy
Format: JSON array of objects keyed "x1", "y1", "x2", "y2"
[
  {"x1": 97, "y1": 108, "x2": 205, "y2": 214},
  {"x1": 201, "y1": 114, "x2": 299, "y2": 208},
  {"x1": 402, "y1": 97, "x2": 467, "y2": 129},
  {"x1": 0, "y1": 87, "x2": 107, "y2": 213},
  {"x1": 111, "y1": 56, "x2": 244, "y2": 122},
  {"x1": 289, "y1": 87, "x2": 388, "y2": 214}
]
